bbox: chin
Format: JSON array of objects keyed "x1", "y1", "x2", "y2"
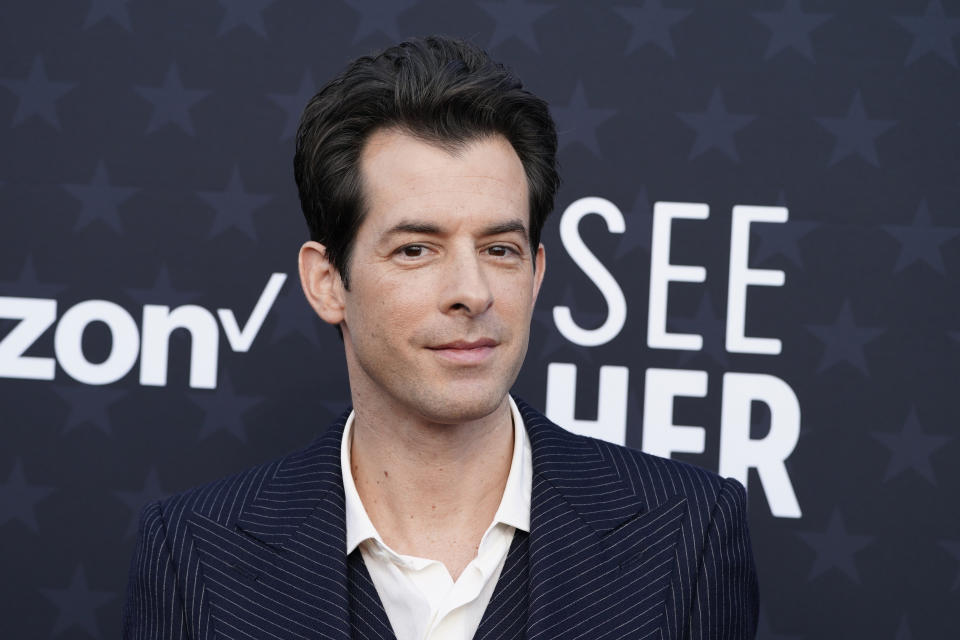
[{"x1": 414, "y1": 386, "x2": 509, "y2": 425}]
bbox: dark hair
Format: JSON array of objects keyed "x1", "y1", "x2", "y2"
[{"x1": 293, "y1": 35, "x2": 559, "y2": 287}]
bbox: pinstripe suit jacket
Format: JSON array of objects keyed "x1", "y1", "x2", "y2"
[{"x1": 123, "y1": 397, "x2": 758, "y2": 639}]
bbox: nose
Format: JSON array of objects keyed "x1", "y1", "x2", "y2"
[{"x1": 440, "y1": 250, "x2": 494, "y2": 317}]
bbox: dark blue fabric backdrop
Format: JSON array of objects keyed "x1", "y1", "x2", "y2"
[{"x1": 1, "y1": 1, "x2": 958, "y2": 638}]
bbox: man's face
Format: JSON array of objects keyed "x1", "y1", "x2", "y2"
[{"x1": 335, "y1": 128, "x2": 544, "y2": 424}]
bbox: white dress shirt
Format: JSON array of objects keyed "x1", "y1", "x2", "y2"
[{"x1": 341, "y1": 397, "x2": 532, "y2": 640}]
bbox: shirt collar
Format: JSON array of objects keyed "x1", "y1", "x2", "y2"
[
  {"x1": 342, "y1": 410, "x2": 378, "y2": 555},
  {"x1": 342, "y1": 396, "x2": 532, "y2": 555},
  {"x1": 493, "y1": 396, "x2": 532, "y2": 534}
]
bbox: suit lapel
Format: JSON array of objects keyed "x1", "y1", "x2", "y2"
[
  {"x1": 518, "y1": 398, "x2": 687, "y2": 640},
  {"x1": 347, "y1": 551, "x2": 398, "y2": 640},
  {"x1": 189, "y1": 411, "x2": 355, "y2": 640},
  {"x1": 474, "y1": 529, "x2": 530, "y2": 639}
]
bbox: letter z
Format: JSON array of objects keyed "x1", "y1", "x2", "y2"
[{"x1": 0, "y1": 297, "x2": 57, "y2": 380}]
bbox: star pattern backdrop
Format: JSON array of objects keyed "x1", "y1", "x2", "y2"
[{"x1": 0, "y1": 0, "x2": 958, "y2": 638}]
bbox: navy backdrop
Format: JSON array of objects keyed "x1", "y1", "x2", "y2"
[{"x1": 1, "y1": 0, "x2": 959, "y2": 638}]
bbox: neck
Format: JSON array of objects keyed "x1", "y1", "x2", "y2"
[{"x1": 348, "y1": 396, "x2": 515, "y2": 577}]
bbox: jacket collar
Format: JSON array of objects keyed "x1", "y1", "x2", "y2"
[{"x1": 235, "y1": 409, "x2": 349, "y2": 548}]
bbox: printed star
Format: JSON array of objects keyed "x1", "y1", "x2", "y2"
[
  {"x1": 756, "y1": 610, "x2": 803, "y2": 640},
  {"x1": 896, "y1": 0, "x2": 960, "y2": 67},
  {"x1": 342, "y1": 0, "x2": 420, "y2": 42},
  {"x1": 751, "y1": 195, "x2": 819, "y2": 267},
  {"x1": 752, "y1": 0, "x2": 831, "y2": 61},
  {"x1": 188, "y1": 373, "x2": 264, "y2": 442},
  {"x1": 268, "y1": 69, "x2": 316, "y2": 140},
  {"x1": 124, "y1": 264, "x2": 203, "y2": 307},
  {"x1": 871, "y1": 408, "x2": 951, "y2": 484},
  {"x1": 478, "y1": 0, "x2": 555, "y2": 52},
  {"x1": 51, "y1": 384, "x2": 126, "y2": 434},
  {"x1": 135, "y1": 64, "x2": 211, "y2": 136},
  {"x1": 217, "y1": 0, "x2": 275, "y2": 38},
  {"x1": 671, "y1": 292, "x2": 729, "y2": 368},
  {"x1": 614, "y1": 186, "x2": 653, "y2": 260},
  {"x1": 0, "y1": 460, "x2": 54, "y2": 532},
  {"x1": 269, "y1": 280, "x2": 323, "y2": 346},
  {"x1": 796, "y1": 508, "x2": 873, "y2": 583},
  {"x1": 38, "y1": 566, "x2": 115, "y2": 638},
  {"x1": 805, "y1": 300, "x2": 883, "y2": 376},
  {"x1": 614, "y1": 0, "x2": 691, "y2": 58},
  {"x1": 816, "y1": 91, "x2": 895, "y2": 167},
  {"x1": 552, "y1": 82, "x2": 617, "y2": 156},
  {"x1": 883, "y1": 200, "x2": 960, "y2": 274},
  {"x1": 115, "y1": 468, "x2": 170, "y2": 538},
  {"x1": 895, "y1": 616, "x2": 914, "y2": 640},
  {"x1": 531, "y1": 306, "x2": 570, "y2": 362},
  {"x1": 83, "y1": 0, "x2": 133, "y2": 31},
  {"x1": 678, "y1": 89, "x2": 755, "y2": 162},
  {"x1": 62, "y1": 160, "x2": 138, "y2": 233},
  {"x1": 0, "y1": 255, "x2": 66, "y2": 297},
  {"x1": 198, "y1": 166, "x2": 272, "y2": 240},
  {"x1": 940, "y1": 539, "x2": 960, "y2": 590},
  {"x1": 0, "y1": 56, "x2": 75, "y2": 129}
]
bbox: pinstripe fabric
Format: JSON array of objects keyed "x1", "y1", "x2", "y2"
[
  {"x1": 123, "y1": 397, "x2": 758, "y2": 639},
  {"x1": 473, "y1": 529, "x2": 529, "y2": 640},
  {"x1": 346, "y1": 551, "x2": 395, "y2": 640}
]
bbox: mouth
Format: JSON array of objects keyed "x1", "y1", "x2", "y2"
[{"x1": 427, "y1": 338, "x2": 499, "y2": 364}]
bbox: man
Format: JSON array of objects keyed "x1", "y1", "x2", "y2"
[{"x1": 124, "y1": 36, "x2": 758, "y2": 639}]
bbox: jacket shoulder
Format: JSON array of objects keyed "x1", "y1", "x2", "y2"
[
  {"x1": 515, "y1": 394, "x2": 731, "y2": 510},
  {"x1": 593, "y1": 435, "x2": 730, "y2": 509},
  {"x1": 150, "y1": 455, "x2": 282, "y2": 534},
  {"x1": 152, "y1": 410, "x2": 350, "y2": 532},
  {"x1": 148, "y1": 444, "x2": 321, "y2": 538}
]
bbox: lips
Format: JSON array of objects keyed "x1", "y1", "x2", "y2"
[
  {"x1": 427, "y1": 338, "x2": 498, "y2": 364},
  {"x1": 430, "y1": 338, "x2": 498, "y2": 350}
]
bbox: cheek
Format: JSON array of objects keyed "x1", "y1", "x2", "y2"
[
  {"x1": 352, "y1": 287, "x2": 421, "y2": 339},
  {"x1": 496, "y1": 279, "x2": 535, "y2": 314}
]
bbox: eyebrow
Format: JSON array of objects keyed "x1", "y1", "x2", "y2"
[
  {"x1": 381, "y1": 219, "x2": 528, "y2": 238},
  {"x1": 480, "y1": 220, "x2": 527, "y2": 237},
  {"x1": 383, "y1": 221, "x2": 442, "y2": 236}
]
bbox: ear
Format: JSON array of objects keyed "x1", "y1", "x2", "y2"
[
  {"x1": 298, "y1": 241, "x2": 346, "y2": 326},
  {"x1": 532, "y1": 243, "x2": 546, "y2": 302}
]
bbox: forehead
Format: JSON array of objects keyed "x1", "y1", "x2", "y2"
[{"x1": 357, "y1": 128, "x2": 529, "y2": 233}]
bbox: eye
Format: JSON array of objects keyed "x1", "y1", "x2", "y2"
[
  {"x1": 397, "y1": 244, "x2": 428, "y2": 258},
  {"x1": 486, "y1": 245, "x2": 517, "y2": 257}
]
